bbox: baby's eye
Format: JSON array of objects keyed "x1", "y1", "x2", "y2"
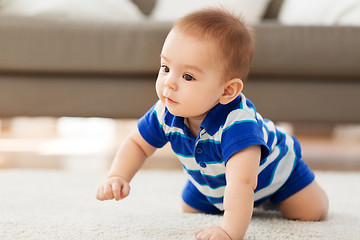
[
  {"x1": 183, "y1": 73, "x2": 195, "y2": 81},
  {"x1": 161, "y1": 65, "x2": 170, "y2": 73}
]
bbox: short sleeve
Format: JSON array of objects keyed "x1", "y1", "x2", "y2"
[
  {"x1": 221, "y1": 121, "x2": 270, "y2": 164},
  {"x1": 137, "y1": 101, "x2": 168, "y2": 148}
]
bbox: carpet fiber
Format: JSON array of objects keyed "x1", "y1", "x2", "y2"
[{"x1": 0, "y1": 169, "x2": 359, "y2": 239}]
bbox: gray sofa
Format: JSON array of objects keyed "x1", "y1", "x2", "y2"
[{"x1": 1, "y1": 0, "x2": 360, "y2": 123}]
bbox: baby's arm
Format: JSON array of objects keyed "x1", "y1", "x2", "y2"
[
  {"x1": 96, "y1": 128, "x2": 156, "y2": 201},
  {"x1": 195, "y1": 145, "x2": 261, "y2": 240}
]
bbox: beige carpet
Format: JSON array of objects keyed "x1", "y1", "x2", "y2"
[{"x1": 0, "y1": 169, "x2": 359, "y2": 240}]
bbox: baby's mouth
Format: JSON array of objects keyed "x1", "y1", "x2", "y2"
[{"x1": 165, "y1": 96, "x2": 177, "y2": 104}]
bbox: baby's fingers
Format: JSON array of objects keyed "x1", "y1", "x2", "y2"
[
  {"x1": 112, "y1": 181, "x2": 130, "y2": 200},
  {"x1": 112, "y1": 182, "x2": 121, "y2": 201},
  {"x1": 103, "y1": 183, "x2": 115, "y2": 200},
  {"x1": 122, "y1": 182, "x2": 130, "y2": 199},
  {"x1": 195, "y1": 226, "x2": 231, "y2": 240},
  {"x1": 96, "y1": 187, "x2": 103, "y2": 200},
  {"x1": 195, "y1": 228, "x2": 210, "y2": 240},
  {"x1": 96, "y1": 184, "x2": 111, "y2": 201},
  {"x1": 96, "y1": 177, "x2": 130, "y2": 201},
  {"x1": 120, "y1": 182, "x2": 130, "y2": 200}
]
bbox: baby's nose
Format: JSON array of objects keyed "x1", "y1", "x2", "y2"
[{"x1": 164, "y1": 76, "x2": 177, "y2": 90}]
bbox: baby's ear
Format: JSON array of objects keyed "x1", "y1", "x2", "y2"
[{"x1": 219, "y1": 78, "x2": 243, "y2": 105}]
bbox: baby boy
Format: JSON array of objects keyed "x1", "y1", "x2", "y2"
[{"x1": 96, "y1": 8, "x2": 329, "y2": 240}]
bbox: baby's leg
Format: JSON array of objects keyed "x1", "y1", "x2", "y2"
[
  {"x1": 278, "y1": 180, "x2": 328, "y2": 221},
  {"x1": 181, "y1": 200, "x2": 202, "y2": 213}
]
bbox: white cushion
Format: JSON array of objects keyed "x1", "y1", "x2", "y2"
[
  {"x1": 150, "y1": 0, "x2": 271, "y2": 24},
  {"x1": 336, "y1": 3, "x2": 360, "y2": 25},
  {"x1": 0, "y1": 0, "x2": 144, "y2": 22},
  {"x1": 279, "y1": 0, "x2": 360, "y2": 25}
]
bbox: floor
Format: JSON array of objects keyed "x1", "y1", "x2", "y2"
[{"x1": 0, "y1": 117, "x2": 360, "y2": 171}]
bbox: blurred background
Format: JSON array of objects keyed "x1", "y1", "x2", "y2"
[
  {"x1": 1, "y1": 0, "x2": 360, "y2": 172},
  {"x1": 1, "y1": 118, "x2": 360, "y2": 171}
]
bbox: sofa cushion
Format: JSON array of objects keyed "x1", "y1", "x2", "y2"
[
  {"x1": 251, "y1": 24, "x2": 360, "y2": 78},
  {"x1": 1, "y1": 17, "x2": 360, "y2": 78},
  {"x1": 0, "y1": 0, "x2": 144, "y2": 22},
  {"x1": 338, "y1": 5, "x2": 360, "y2": 26},
  {"x1": 0, "y1": 15, "x2": 171, "y2": 74},
  {"x1": 150, "y1": 0, "x2": 271, "y2": 24},
  {"x1": 1, "y1": 0, "x2": 359, "y2": 79},
  {"x1": 279, "y1": 0, "x2": 360, "y2": 26}
]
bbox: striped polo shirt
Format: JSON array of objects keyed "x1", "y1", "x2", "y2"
[{"x1": 138, "y1": 93, "x2": 302, "y2": 211}]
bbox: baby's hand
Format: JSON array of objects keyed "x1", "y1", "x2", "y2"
[
  {"x1": 96, "y1": 176, "x2": 130, "y2": 201},
  {"x1": 195, "y1": 226, "x2": 232, "y2": 240}
]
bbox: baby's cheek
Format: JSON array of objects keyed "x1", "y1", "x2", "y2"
[{"x1": 155, "y1": 82, "x2": 163, "y2": 98}]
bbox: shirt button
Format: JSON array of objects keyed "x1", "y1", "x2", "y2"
[
  {"x1": 200, "y1": 162, "x2": 207, "y2": 168},
  {"x1": 196, "y1": 147, "x2": 203, "y2": 154}
]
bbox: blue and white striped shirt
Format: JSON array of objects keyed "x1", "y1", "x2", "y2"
[{"x1": 138, "y1": 93, "x2": 302, "y2": 210}]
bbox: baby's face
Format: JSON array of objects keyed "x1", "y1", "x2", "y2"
[{"x1": 156, "y1": 28, "x2": 226, "y2": 120}]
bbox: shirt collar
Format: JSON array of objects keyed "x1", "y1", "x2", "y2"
[{"x1": 200, "y1": 95, "x2": 241, "y2": 136}]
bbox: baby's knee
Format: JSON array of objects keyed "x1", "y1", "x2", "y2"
[
  {"x1": 303, "y1": 204, "x2": 328, "y2": 221},
  {"x1": 307, "y1": 187, "x2": 329, "y2": 221},
  {"x1": 181, "y1": 200, "x2": 201, "y2": 213},
  {"x1": 311, "y1": 193, "x2": 329, "y2": 221},
  {"x1": 281, "y1": 201, "x2": 328, "y2": 221},
  {"x1": 279, "y1": 181, "x2": 329, "y2": 221},
  {"x1": 299, "y1": 200, "x2": 328, "y2": 221}
]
